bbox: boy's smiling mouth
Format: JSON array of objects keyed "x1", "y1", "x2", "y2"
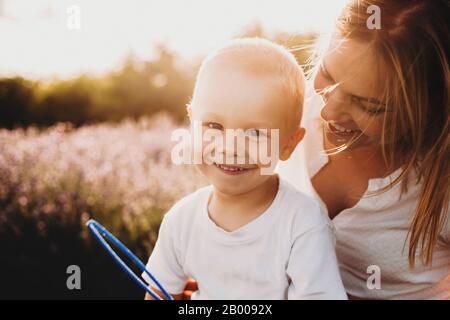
[{"x1": 213, "y1": 162, "x2": 257, "y2": 175}]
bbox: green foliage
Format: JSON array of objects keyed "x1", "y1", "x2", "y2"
[{"x1": 0, "y1": 77, "x2": 36, "y2": 129}]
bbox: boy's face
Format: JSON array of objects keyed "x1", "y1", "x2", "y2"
[{"x1": 189, "y1": 64, "x2": 304, "y2": 196}]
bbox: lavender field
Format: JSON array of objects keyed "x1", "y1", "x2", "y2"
[{"x1": 0, "y1": 114, "x2": 206, "y2": 299}]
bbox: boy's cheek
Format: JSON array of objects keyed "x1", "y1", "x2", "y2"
[
  {"x1": 195, "y1": 163, "x2": 215, "y2": 181},
  {"x1": 248, "y1": 137, "x2": 280, "y2": 166},
  {"x1": 195, "y1": 163, "x2": 206, "y2": 175}
]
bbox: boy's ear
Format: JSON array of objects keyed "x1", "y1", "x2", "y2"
[{"x1": 280, "y1": 127, "x2": 305, "y2": 161}]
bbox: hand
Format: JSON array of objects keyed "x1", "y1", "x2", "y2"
[{"x1": 182, "y1": 278, "x2": 198, "y2": 300}]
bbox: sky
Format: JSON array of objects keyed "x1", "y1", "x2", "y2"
[{"x1": 0, "y1": 0, "x2": 347, "y2": 79}]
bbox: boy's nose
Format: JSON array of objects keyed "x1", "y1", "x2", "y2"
[{"x1": 216, "y1": 150, "x2": 245, "y2": 165}]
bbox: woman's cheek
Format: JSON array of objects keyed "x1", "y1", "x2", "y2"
[{"x1": 356, "y1": 116, "x2": 384, "y2": 141}]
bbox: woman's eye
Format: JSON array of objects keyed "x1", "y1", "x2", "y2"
[
  {"x1": 351, "y1": 96, "x2": 385, "y2": 116},
  {"x1": 206, "y1": 123, "x2": 223, "y2": 130},
  {"x1": 366, "y1": 108, "x2": 385, "y2": 115}
]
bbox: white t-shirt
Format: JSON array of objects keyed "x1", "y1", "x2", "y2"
[
  {"x1": 143, "y1": 178, "x2": 347, "y2": 299},
  {"x1": 277, "y1": 87, "x2": 450, "y2": 299}
]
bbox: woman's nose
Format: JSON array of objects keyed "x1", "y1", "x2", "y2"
[{"x1": 320, "y1": 87, "x2": 351, "y2": 121}]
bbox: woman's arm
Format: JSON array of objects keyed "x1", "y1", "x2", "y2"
[
  {"x1": 180, "y1": 278, "x2": 198, "y2": 300},
  {"x1": 145, "y1": 278, "x2": 197, "y2": 300}
]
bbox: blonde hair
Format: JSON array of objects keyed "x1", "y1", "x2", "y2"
[
  {"x1": 192, "y1": 38, "x2": 305, "y2": 130},
  {"x1": 336, "y1": 0, "x2": 449, "y2": 268}
]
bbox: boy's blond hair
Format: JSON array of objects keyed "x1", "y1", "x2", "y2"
[{"x1": 192, "y1": 37, "x2": 305, "y2": 130}]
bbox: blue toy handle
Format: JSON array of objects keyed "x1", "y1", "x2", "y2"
[{"x1": 86, "y1": 219, "x2": 173, "y2": 300}]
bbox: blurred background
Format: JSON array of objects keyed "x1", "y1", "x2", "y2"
[{"x1": 0, "y1": 0, "x2": 346, "y2": 299}]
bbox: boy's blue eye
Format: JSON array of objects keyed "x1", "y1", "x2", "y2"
[
  {"x1": 206, "y1": 122, "x2": 223, "y2": 130},
  {"x1": 245, "y1": 129, "x2": 266, "y2": 138}
]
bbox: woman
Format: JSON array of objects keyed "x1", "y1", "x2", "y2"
[
  {"x1": 184, "y1": 0, "x2": 449, "y2": 299},
  {"x1": 284, "y1": 0, "x2": 449, "y2": 299}
]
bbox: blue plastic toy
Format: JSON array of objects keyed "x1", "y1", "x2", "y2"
[{"x1": 86, "y1": 219, "x2": 173, "y2": 300}]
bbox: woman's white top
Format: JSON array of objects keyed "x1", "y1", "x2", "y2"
[{"x1": 277, "y1": 88, "x2": 450, "y2": 299}]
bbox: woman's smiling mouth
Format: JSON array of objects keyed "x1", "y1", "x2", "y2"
[{"x1": 326, "y1": 121, "x2": 361, "y2": 137}]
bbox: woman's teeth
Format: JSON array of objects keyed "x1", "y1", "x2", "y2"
[{"x1": 329, "y1": 122, "x2": 359, "y2": 133}]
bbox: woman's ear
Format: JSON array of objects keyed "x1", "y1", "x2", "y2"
[{"x1": 280, "y1": 127, "x2": 305, "y2": 161}]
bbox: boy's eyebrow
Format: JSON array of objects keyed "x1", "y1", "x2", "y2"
[
  {"x1": 322, "y1": 59, "x2": 385, "y2": 107},
  {"x1": 245, "y1": 121, "x2": 274, "y2": 129},
  {"x1": 198, "y1": 111, "x2": 222, "y2": 120}
]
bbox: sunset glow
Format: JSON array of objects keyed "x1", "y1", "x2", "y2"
[{"x1": 0, "y1": 0, "x2": 347, "y2": 78}]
